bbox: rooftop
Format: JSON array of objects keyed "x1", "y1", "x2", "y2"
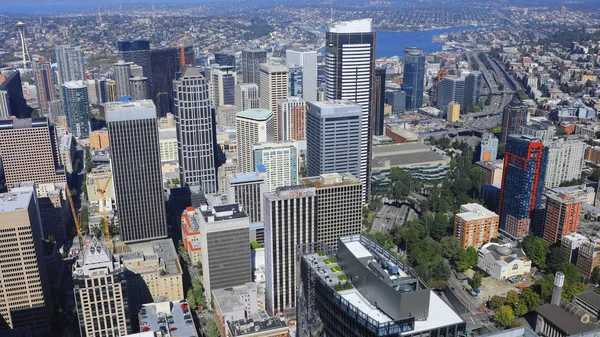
[
  {"x1": 456, "y1": 203, "x2": 498, "y2": 221},
  {"x1": 198, "y1": 203, "x2": 248, "y2": 222},
  {"x1": 479, "y1": 243, "x2": 527, "y2": 266},
  {"x1": 105, "y1": 100, "x2": 157, "y2": 122},
  {"x1": 0, "y1": 189, "x2": 33, "y2": 213},
  {"x1": 545, "y1": 185, "x2": 590, "y2": 204},
  {"x1": 371, "y1": 144, "x2": 447, "y2": 169},
  {"x1": 265, "y1": 185, "x2": 316, "y2": 201},
  {"x1": 575, "y1": 291, "x2": 600, "y2": 310},
  {"x1": 139, "y1": 300, "x2": 197, "y2": 337},
  {"x1": 228, "y1": 317, "x2": 288, "y2": 336},
  {"x1": 126, "y1": 239, "x2": 181, "y2": 276},
  {"x1": 63, "y1": 80, "x2": 87, "y2": 89},
  {"x1": 330, "y1": 19, "x2": 372, "y2": 33},
  {"x1": 307, "y1": 99, "x2": 362, "y2": 111},
  {"x1": 300, "y1": 173, "x2": 360, "y2": 188},
  {"x1": 536, "y1": 304, "x2": 592, "y2": 335},
  {"x1": 236, "y1": 109, "x2": 273, "y2": 121},
  {"x1": 229, "y1": 172, "x2": 265, "y2": 185},
  {"x1": 212, "y1": 282, "x2": 261, "y2": 314}
]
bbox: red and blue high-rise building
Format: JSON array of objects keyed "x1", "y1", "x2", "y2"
[{"x1": 498, "y1": 136, "x2": 548, "y2": 240}]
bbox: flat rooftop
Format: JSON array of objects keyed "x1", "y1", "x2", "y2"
[
  {"x1": 105, "y1": 100, "x2": 157, "y2": 122},
  {"x1": 228, "y1": 317, "x2": 288, "y2": 336},
  {"x1": 371, "y1": 143, "x2": 447, "y2": 169},
  {"x1": 339, "y1": 289, "x2": 392, "y2": 323},
  {"x1": 229, "y1": 172, "x2": 265, "y2": 185},
  {"x1": 308, "y1": 99, "x2": 362, "y2": 110},
  {"x1": 236, "y1": 109, "x2": 272, "y2": 121},
  {"x1": 0, "y1": 190, "x2": 32, "y2": 213},
  {"x1": 300, "y1": 173, "x2": 360, "y2": 188},
  {"x1": 126, "y1": 239, "x2": 181, "y2": 276},
  {"x1": 330, "y1": 18, "x2": 372, "y2": 33},
  {"x1": 199, "y1": 204, "x2": 248, "y2": 222},
  {"x1": 409, "y1": 293, "x2": 464, "y2": 335},
  {"x1": 140, "y1": 301, "x2": 197, "y2": 337},
  {"x1": 457, "y1": 203, "x2": 498, "y2": 221}
]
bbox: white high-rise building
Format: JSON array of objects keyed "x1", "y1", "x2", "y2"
[
  {"x1": 0, "y1": 90, "x2": 9, "y2": 119},
  {"x1": 252, "y1": 142, "x2": 298, "y2": 192},
  {"x1": 260, "y1": 63, "x2": 288, "y2": 141},
  {"x1": 210, "y1": 66, "x2": 237, "y2": 108},
  {"x1": 173, "y1": 67, "x2": 217, "y2": 193},
  {"x1": 277, "y1": 96, "x2": 306, "y2": 141},
  {"x1": 545, "y1": 139, "x2": 586, "y2": 188},
  {"x1": 325, "y1": 19, "x2": 375, "y2": 202},
  {"x1": 113, "y1": 60, "x2": 133, "y2": 99},
  {"x1": 286, "y1": 49, "x2": 318, "y2": 101},
  {"x1": 235, "y1": 83, "x2": 259, "y2": 112},
  {"x1": 55, "y1": 45, "x2": 85, "y2": 84},
  {"x1": 264, "y1": 185, "x2": 317, "y2": 316},
  {"x1": 236, "y1": 109, "x2": 275, "y2": 173}
]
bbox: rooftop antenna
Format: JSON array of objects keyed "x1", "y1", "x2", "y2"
[{"x1": 15, "y1": 22, "x2": 30, "y2": 70}]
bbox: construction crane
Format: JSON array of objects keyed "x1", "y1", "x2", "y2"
[
  {"x1": 434, "y1": 66, "x2": 447, "y2": 105},
  {"x1": 66, "y1": 184, "x2": 82, "y2": 238},
  {"x1": 176, "y1": 32, "x2": 189, "y2": 69},
  {"x1": 96, "y1": 172, "x2": 113, "y2": 240}
]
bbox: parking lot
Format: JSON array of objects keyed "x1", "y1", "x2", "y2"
[{"x1": 463, "y1": 269, "x2": 535, "y2": 302}]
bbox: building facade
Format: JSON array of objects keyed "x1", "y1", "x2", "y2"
[
  {"x1": 235, "y1": 83, "x2": 259, "y2": 112},
  {"x1": 228, "y1": 172, "x2": 267, "y2": 224},
  {"x1": 106, "y1": 100, "x2": 167, "y2": 243},
  {"x1": 129, "y1": 76, "x2": 149, "y2": 101},
  {"x1": 480, "y1": 135, "x2": 499, "y2": 162},
  {"x1": 501, "y1": 101, "x2": 529, "y2": 144},
  {"x1": 113, "y1": 60, "x2": 133, "y2": 99},
  {"x1": 543, "y1": 186, "x2": 587, "y2": 245},
  {"x1": 544, "y1": 140, "x2": 586, "y2": 188},
  {"x1": 477, "y1": 243, "x2": 532, "y2": 280},
  {"x1": 403, "y1": 47, "x2": 425, "y2": 110},
  {"x1": 253, "y1": 142, "x2": 298, "y2": 192},
  {"x1": 277, "y1": 96, "x2": 306, "y2": 141},
  {"x1": 372, "y1": 68, "x2": 386, "y2": 136},
  {"x1": 286, "y1": 49, "x2": 317, "y2": 101},
  {"x1": 62, "y1": 80, "x2": 91, "y2": 138},
  {"x1": 55, "y1": 45, "x2": 85, "y2": 83},
  {"x1": 454, "y1": 203, "x2": 499, "y2": 249},
  {"x1": 33, "y1": 58, "x2": 55, "y2": 115},
  {"x1": 236, "y1": 109, "x2": 275, "y2": 173},
  {"x1": 576, "y1": 239, "x2": 600, "y2": 279},
  {"x1": 259, "y1": 63, "x2": 289, "y2": 140},
  {"x1": 241, "y1": 49, "x2": 267, "y2": 86},
  {"x1": 210, "y1": 66, "x2": 237, "y2": 108}
]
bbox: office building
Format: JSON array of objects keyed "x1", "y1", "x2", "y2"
[
  {"x1": 475, "y1": 160, "x2": 504, "y2": 186},
  {"x1": 453, "y1": 203, "x2": 499, "y2": 249},
  {"x1": 0, "y1": 189, "x2": 52, "y2": 332},
  {"x1": 228, "y1": 172, "x2": 267, "y2": 224},
  {"x1": 181, "y1": 207, "x2": 203, "y2": 266},
  {"x1": 577, "y1": 239, "x2": 600, "y2": 279},
  {"x1": 277, "y1": 97, "x2": 306, "y2": 141},
  {"x1": 159, "y1": 127, "x2": 178, "y2": 162},
  {"x1": 33, "y1": 58, "x2": 55, "y2": 115},
  {"x1": 236, "y1": 109, "x2": 275, "y2": 173},
  {"x1": 138, "y1": 300, "x2": 198, "y2": 337},
  {"x1": 55, "y1": 45, "x2": 85, "y2": 83},
  {"x1": 264, "y1": 185, "x2": 317, "y2": 315},
  {"x1": 211, "y1": 66, "x2": 237, "y2": 108},
  {"x1": 129, "y1": 76, "x2": 149, "y2": 101},
  {"x1": 325, "y1": 19, "x2": 375, "y2": 202},
  {"x1": 300, "y1": 173, "x2": 362, "y2": 248},
  {"x1": 297, "y1": 235, "x2": 465, "y2": 337},
  {"x1": 288, "y1": 65, "x2": 303, "y2": 97},
  {"x1": 62, "y1": 80, "x2": 91, "y2": 138},
  {"x1": 73, "y1": 238, "x2": 130, "y2": 337},
  {"x1": 437, "y1": 77, "x2": 465, "y2": 110},
  {"x1": 235, "y1": 83, "x2": 259, "y2": 112},
  {"x1": 561, "y1": 233, "x2": 589, "y2": 264},
  {"x1": 113, "y1": 60, "x2": 133, "y2": 99},
  {"x1": 521, "y1": 123, "x2": 555, "y2": 143},
  {"x1": 574, "y1": 291, "x2": 600, "y2": 319},
  {"x1": 498, "y1": 136, "x2": 547, "y2": 240},
  {"x1": 447, "y1": 101, "x2": 460, "y2": 122},
  {"x1": 253, "y1": 142, "x2": 298, "y2": 192},
  {"x1": 217, "y1": 104, "x2": 239, "y2": 126},
  {"x1": 121, "y1": 239, "x2": 184, "y2": 310},
  {"x1": 173, "y1": 67, "x2": 217, "y2": 193},
  {"x1": 306, "y1": 100, "x2": 362, "y2": 186},
  {"x1": 241, "y1": 48, "x2": 267, "y2": 86},
  {"x1": 543, "y1": 186, "x2": 587, "y2": 245},
  {"x1": 385, "y1": 89, "x2": 406, "y2": 113},
  {"x1": 90, "y1": 129, "x2": 109, "y2": 150},
  {"x1": 286, "y1": 49, "x2": 317, "y2": 101},
  {"x1": 260, "y1": 63, "x2": 288, "y2": 140},
  {"x1": 501, "y1": 101, "x2": 529, "y2": 144},
  {"x1": 87, "y1": 78, "x2": 108, "y2": 105},
  {"x1": 215, "y1": 52, "x2": 236, "y2": 69},
  {"x1": 48, "y1": 99, "x2": 64, "y2": 126},
  {"x1": 477, "y1": 243, "x2": 531, "y2": 280},
  {"x1": 0, "y1": 90, "x2": 9, "y2": 118},
  {"x1": 2, "y1": 71, "x2": 31, "y2": 118},
  {"x1": 544, "y1": 139, "x2": 586, "y2": 188},
  {"x1": 150, "y1": 48, "x2": 179, "y2": 116},
  {"x1": 196, "y1": 204, "x2": 251, "y2": 302},
  {"x1": 480, "y1": 134, "x2": 499, "y2": 161},
  {"x1": 18, "y1": 181, "x2": 70, "y2": 243},
  {"x1": 117, "y1": 41, "x2": 151, "y2": 81},
  {"x1": 0, "y1": 118, "x2": 66, "y2": 189},
  {"x1": 464, "y1": 71, "x2": 482, "y2": 109},
  {"x1": 105, "y1": 100, "x2": 167, "y2": 243},
  {"x1": 373, "y1": 68, "x2": 386, "y2": 136},
  {"x1": 403, "y1": 47, "x2": 425, "y2": 110},
  {"x1": 535, "y1": 304, "x2": 592, "y2": 337}
]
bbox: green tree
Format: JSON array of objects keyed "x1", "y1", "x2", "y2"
[
  {"x1": 85, "y1": 147, "x2": 93, "y2": 173},
  {"x1": 205, "y1": 319, "x2": 221, "y2": 337},
  {"x1": 177, "y1": 239, "x2": 189, "y2": 262},
  {"x1": 558, "y1": 262, "x2": 581, "y2": 285},
  {"x1": 440, "y1": 236, "x2": 462, "y2": 261},
  {"x1": 430, "y1": 260, "x2": 451, "y2": 281},
  {"x1": 491, "y1": 126, "x2": 502, "y2": 134},
  {"x1": 494, "y1": 306, "x2": 515, "y2": 327},
  {"x1": 535, "y1": 274, "x2": 555, "y2": 302},
  {"x1": 73, "y1": 157, "x2": 81, "y2": 173},
  {"x1": 547, "y1": 247, "x2": 567, "y2": 273},
  {"x1": 510, "y1": 320, "x2": 524, "y2": 328},
  {"x1": 429, "y1": 212, "x2": 449, "y2": 241},
  {"x1": 563, "y1": 282, "x2": 587, "y2": 301},
  {"x1": 505, "y1": 290, "x2": 519, "y2": 305},
  {"x1": 512, "y1": 301, "x2": 528, "y2": 317},
  {"x1": 521, "y1": 288, "x2": 541, "y2": 311},
  {"x1": 186, "y1": 289, "x2": 197, "y2": 309},
  {"x1": 489, "y1": 295, "x2": 504, "y2": 310},
  {"x1": 455, "y1": 247, "x2": 478, "y2": 272},
  {"x1": 591, "y1": 266, "x2": 600, "y2": 284},
  {"x1": 470, "y1": 272, "x2": 482, "y2": 290},
  {"x1": 522, "y1": 235, "x2": 548, "y2": 269}
]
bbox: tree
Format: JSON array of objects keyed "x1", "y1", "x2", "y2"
[
  {"x1": 455, "y1": 247, "x2": 478, "y2": 272},
  {"x1": 186, "y1": 289, "x2": 197, "y2": 309},
  {"x1": 206, "y1": 320, "x2": 221, "y2": 337},
  {"x1": 440, "y1": 237, "x2": 462, "y2": 261},
  {"x1": 505, "y1": 290, "x2": 519, "y2": 305},
  {"x1": 512, "y1": 301, "x2": 528, "y2": 317},
  {"x1": 522, "y1": 235, "x2": 548, "y2": 269},
  {"x1": 563, "y1": 282, "x2": 587, "y2": 301},
  {"x1": 591, "y1": 266, "x2": 600, "y2": 284},
  {"x1": 521, "y1": 288, "x2": 541, "y2": 311},
  {"x1": 472, "y1": 272, "x2": 483, "y2": 289},
  {"x1": 73, "y1": 157, "x2": 81, "y2": 173},
  {"x1": 85, "y1": 147, "x2": 93, "y2": 173},
  {"x1": 557, "y1": 262, "x2": 581, "y2": 285},
  {"x1": 510, "y1": 320, "x2": 524, "y2": 328},
  {"x1": 429, "y1": 212, "x2": 449, "y2": 241},
  {"x1": 430, "y1": 260, "x2": 451, "y2": 281},
  {"x1": 547, "y1": 247, "x2": 567, "y2": 273},
  {"x1": 591, "y1": 168, "x2": 600, "y2": 182},
  {"x1": 489, "y1": 295, "x2": 504, "y2": 310},
  {"x1": 494, "y1": 306, "x2": 515, "y2": 327}
]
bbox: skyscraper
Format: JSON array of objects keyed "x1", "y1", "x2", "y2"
[
  {"x1": 325, "y1": 19, "x2": 375, "y2": 202},
  {"x1": 0, "y1": 188, "x2": 52, "y2": 332},
  {"x1": 55, "y1": 45, "x2": 85, "y2": 83},
  {"x1": 173, "y1": 67, "x2": 217, "y2": 193},
  {"x1": 403, "y1": 47, "x2": 425, "y2": 110},
  {"x1": 436, "y1": 77, "x2": 465, "y2": 110},
  {"x1": 117, "y1": 41, "x2": 151, "y2": 78},
  {"x1": 501, "y1": 100, "x2": 529, "y2": 144},
  {"x1": 300, "y1": 173, "x2": 363, "y2": 248},
  {"x1": 288, "y1": 65, "x2": 303, "y2": 97},
  {"x1": 1, "y1": 71, "x2": 31, "y2": 118},
  {"x1": 129, "y1": 76, "x2": 149, "y2": 100},
  {"x1": 62, "y1": 80, "x2": 91, "y2": 138},
  {"x1": 286, "y1": 49, "x2": 318, "y2": 101},
  {"x1": 498, "y1": 136, "x2": 548, "y2": 240},
  {"x1": 33, "y1": 58, "x2": 55, "y2": 115},
  {"x1": 106, "y1": 100, "x2": 167, "y2": 243},
  {"x1": 177, "y1": 45, "x2": 195, "y2": 69},
  {"x1": 306, "y1": 100, "x2": 362, "y2": 186},
  {"x1": 228, "y1": 172, "x2": 267, "y2": 224},
  {"x1": 453, "y1": 203, "x2": 499, "y2": 249},
  {"x1": 73, "y1": 238, "x2": 130, "y2": 337},
  {"x1": 373, "y1": 68, "x2": 386, "y2": 136},
  {"x1": 264, "y1": 185, "x2": 317, "y2": 315},
  {"x1": 544, "y1": 139, "x2": 586, "y2": 188},
  {"x1": 214, "y1": 52, "x2": 236, "y2": 69},
  {"x1": 150, "y1": 48, "x2": 179, "y2": 116},
  {"x1": 236, "y1": 109, "x2": 275, "y2": 173},
  {"x1": 260, "y1": 63, "x2": 289, "y2": 140},
  {"x1": 543, "y1": 186, "x2": 587, "y2": 245},
  {"x1": 113, "y1": 60, "x2": 133, "y2": 99},
  {"x1": 210, "y1": 65, "x2": 237, "y2": 108},
  {"x1": 0, "y1": 118, "x2": 66, "y2": 189},
  {"x1": 241, "y1": 49, "x2": 267, "y2": 86},
  {"x1": 235, "y1": 83, "x2": 259, "y2": 111},
  {"x1": 464, "y1": 71, "x2": 482, "y2": 109},
  {"x1": 0, "y1": 89, "x2": 10, "y2": 119},
  {"x1": 253, "y1": 142, "x2": 298, "y2": 192},
  {"x1": 277, "y1": 96, "x2": 306, "y2": 141}
]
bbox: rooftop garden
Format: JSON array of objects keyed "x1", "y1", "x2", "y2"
[
  {"x1": 333, "y1": 281, "x2": 354, "y2": 291},
  {"x1": 338, "y1": 274, "x2": 348, "y2": 281},
  {"x1": 331, "y1": 266, "x2": 341, "y2": 273},
  {"x1": 316, "y1": 251, "x2": 325, "y2": 257},
  {"x1": 324, "y1": 258, "x2": 336, "y2": 264}
]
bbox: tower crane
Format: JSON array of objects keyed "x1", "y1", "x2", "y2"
[
  {"x1": 66, "y1": 184, "x2": 82, "y2": 239},
  {"x1": 96, "y1": 172, "x2": 113, "y2": 240}
]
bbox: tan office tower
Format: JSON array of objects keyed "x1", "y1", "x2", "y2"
[
  {"x1": 0, "y1": 118, "x2": 66, "y2": 190},
  {"x1": 235, "y1": 109, "x2": 275, "y2": 173},
  {"x1": 0, "y1": 188, "x2": 52, "y2": 332},
  {"x1": 73, "y1": 238, "x2": 130, "y2": 337},
  {"x1": 234, "y1": 83, "x2": 259, "y2": 112},
  {"x1": 277, "y1": 96, "x2": 306, "y2": 141},
  {"x1": 300, "y1": 173, "x2": 362, "y2": 248},
  {"x1": 259, "y1": 63, "x2": 288, "y2": 140},
  {"x1": 447, "y1": 101, "x2": 460, "y2": 122}
]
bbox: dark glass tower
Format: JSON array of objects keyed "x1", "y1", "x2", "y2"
[
  {"x1": 403, "y1": 47, "x2": 425, "y2": 110},
  {"x1": 214, "y1": 52, "x2": 236, "y2": 69},
  {"x1": 241, "y1": 49, "x2": 267, "y2": 86},
  {"x1": 373, "y1": 68, "x2": 386, "y2": 136},
  {"x1": 1, "y1": 71, "x2": 32, "y2": 118},
  {"x1": 501, "y1": 100, "x2": 529, "y2": 144},
  {"x1": 498, "y1": 135, "x2": 548, "y2": 240},
  {"x1": 150, "y1": 48, "x2": 179, "y2": 116},
  {"x1": 118, "y1": 41, "x2": 152, "y2": 103}
]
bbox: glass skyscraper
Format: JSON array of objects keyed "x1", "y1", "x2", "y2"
[
  {"x1": 403, "y1": 47, "x2": 425, "y2": 110},
  {"x1": 62, "y1": 80, "x2": 90, "y2": 138}
]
